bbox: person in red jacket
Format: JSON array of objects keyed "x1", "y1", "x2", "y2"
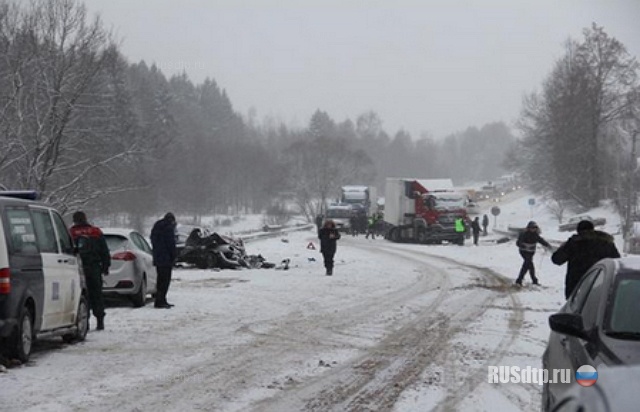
[{"x1": 70, "y1": 211, "x2": 111, "y2": 330}]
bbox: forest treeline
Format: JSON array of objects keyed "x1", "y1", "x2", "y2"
[{"x1": 1, "y1": 1, "x2": 637, "y2": 230}]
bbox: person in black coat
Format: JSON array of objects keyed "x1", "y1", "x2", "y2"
[
  {"x1": 471, "y1": 217, "x2": 481, "y2": 246},
  {"x1": 482, "y1": 214, "x2": 489, "y2": 236},
  {"x1": 552, "y1": 220, "x2": 620, "y2": 299},
  {"x1": 151, "y1": 212, "x2": 177, "y2": 308},
  {"x1": 318, "y1": 219, "x2": 341, "y2": 276},
  {"x1": 515, "y1": 221, "x2": 552, "y2": 286}
]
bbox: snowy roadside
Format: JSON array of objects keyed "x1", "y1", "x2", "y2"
[{"x1": 0, "y1": 190, "x2": 625, "y2": 411}]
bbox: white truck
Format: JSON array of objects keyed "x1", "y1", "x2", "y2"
[{"x1": 340, "y1": 185, "x2": 378, "y2": 216}]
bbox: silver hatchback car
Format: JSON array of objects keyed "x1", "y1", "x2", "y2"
[{"x1": 102, "y1": 228, "x2": 157, "y2": 307}]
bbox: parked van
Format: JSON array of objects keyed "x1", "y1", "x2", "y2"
[{"x1": 0, "y1": 191, "x2": 88, "y2": 362}]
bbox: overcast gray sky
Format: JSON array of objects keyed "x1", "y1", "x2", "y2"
[{"x1": 83, "y1": 0, "x2": 640, "y2": 139}]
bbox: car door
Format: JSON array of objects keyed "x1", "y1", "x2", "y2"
[
  {"x1": 570, "y1": 268, "x2": 605, "y2": 368},
  {"x1": 31, "y1": 207, "x2": 70, "y2": 329},
  {"x1": 5, "y1": 207, "x2": 44, "y2": 330},
  {"x1": 130, "y1": 232, "x2": 157, "y2": 292},
  {"x1": 50, "y1": 210, "x2": 81, "y2": 325},
  {"x1": 31, "y1": 207, "x2": 79, "y2": 330},
  {"x1": 559, "y1": 269, "x2": 603, "y2": 370}
]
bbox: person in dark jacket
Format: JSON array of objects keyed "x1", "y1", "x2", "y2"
[
  {"x1": 318, "y1": 219, "x2": 341, "y2": 276},
  {"x1": 515, "y1": 221, "x2": 552, "y2": 286},
  {"x1": 150, "y1": 212, "x2": 177, "y2": 308},
  {"x1": 70, "y1": 211, "x2": 111, "y2": 330},
  {"x1": 471, "y1": 217, "x2": 481, "y2": 246},
  {"x1": 482, "y1": 214, "x2": 489, "y2": 236},
  {"x1": 552, "y1": 220, "x2": 620, "y2": 299}
]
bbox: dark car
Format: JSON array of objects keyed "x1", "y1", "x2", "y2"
[
  {"x1": 558, "y1": 215, "x2": 607, "y2": 232},
  {"x1": 542, "y1": 257, "x2": 640, "y2": 411},
  {"x1": 551, "y1": 364, "x2": 640, "y2": 412}
]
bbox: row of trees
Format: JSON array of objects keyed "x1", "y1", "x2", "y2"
[
  {"x1": 0, "y1": 0, "x2": 519, "y2": 229},
  {"x1": 513, "y1": 24, "x2": 640, "y2": 238}
]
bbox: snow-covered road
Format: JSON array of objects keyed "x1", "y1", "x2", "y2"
[{"x1": 1, "y1": 226, "x2": 552, "y2": 412}]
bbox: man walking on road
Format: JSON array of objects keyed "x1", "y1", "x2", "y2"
[
  {"x1": 151, "y1": 212, "x2": 177, "y2": 308},
  {"x1": 318, "y1": 219, "x2": 341, "y2": 276},
  {"x1": 515, "y1": 221, "x2": 553, "y2": 286}
]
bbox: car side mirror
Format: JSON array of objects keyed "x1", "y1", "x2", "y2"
[{"x1": 549, "y1": 313, "x2": 590, "y2": 340}]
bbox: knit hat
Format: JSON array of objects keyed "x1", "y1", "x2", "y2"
[
  {"x1": 164, "y1": 212, "x2": 176, "y2": 223},
  {"x1": 72, "y1": 211, "x2": 87, "y2": 224},
  {"x1": 577, "y1": 220, "x2": 594, "y2": 233},
  {"x1": 526, "y1": 221, "x2": 538, "y2": 229}
]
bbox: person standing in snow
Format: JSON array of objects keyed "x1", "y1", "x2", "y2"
[
  {"x1": 515, "y1": 221, "x2": 553, "y2": 286},
  {"x1": 471, "y1": 216, "x2": 481, "y2": 246},
  {"x1": 318, "y1": 219, "x2": 341, "y2": 276},
  {"x1": 70, "y1": 211, "x2": 111, "y2": 330},
  {"x1": 365, "y1": 214, "x2": 377, "y2": 239},
  {"x1": 482, "y1": 214, "x2": 489, "y2": 236},
  {"x1": 151, "y1": 212, "x2": 178, "y2": 308},
  {"x1": 552, "y1": 220, "x2": 620, "y2": 299}
]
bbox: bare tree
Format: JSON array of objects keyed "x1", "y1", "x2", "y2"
[{"x1": 0, "y1": 0, "x2": 144, "y2": 212}]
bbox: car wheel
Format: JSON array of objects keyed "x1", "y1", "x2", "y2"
[
  {"x1": 130, "y1": 276, "x2": 147, "y2": 308},
  {"x1": 10, "y1": 305, "x2": 34, "y2": 363},
  {"x1": 63, "y1": 295, "x2": 89, "y2": 343}
]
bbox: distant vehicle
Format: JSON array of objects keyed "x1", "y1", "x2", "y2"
[
  {"x1": 466, "y1": 201, "x2": 482, "y2": 215},
  {"x1": 384, "y1": 178, "x2": 467, "y2": 245},
  {"x1": 542, "y1": 257, "x2": 640, "y2": 411},
  {"x1": 340, "y1": 185, "x2": 378, "y2": 216},
  {"x1": 102, "y1": 228, "x2": 158, "y2": 307},
  {"x1": 558, "y1": 215, "x2": 607, "y2": 232},
  {"x1": 0, "y1": 191, "x2": 88, "y2": 362},
  {"x1": 550, "y1": 364, "x2": 640, "y2": 411},
  {"x1": 325, "y1": 203, "x2": 354, "y2": 232}
]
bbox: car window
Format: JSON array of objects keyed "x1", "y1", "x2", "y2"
[
  {"x1": 579, "y1": 270, "x2": 604, "y2": 329},
  {"x1": 129, "y1": 232, "x2": 145, "y2": 251},
  {"x1": 568, "y1": 268, "x2": 600, "y2": 313},
  {"x1": 607, "y1": 276, "x2": 640, "y2": 334},
  {"x1": 51, "y1": 211, "x2": 75, "y2": 255},
  {"x1": 105, "y1": 234, "x2": 128, "y2": 252},
  {"x1": 132, "y1": 232, "x2": 152, "y2": 254},
  {"x1": 7, "y1": 208, "x2": 39, "y2": 255},
  {"x1": 31, "y1": 209, "x2": 59, "y2": 253}
]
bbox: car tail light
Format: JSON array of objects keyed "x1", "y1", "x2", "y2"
[
  {"x1": 112, "y1": 251, "x2": 136, "y2": 261},
  {"x1": 0, "y1": 267, "x2": 10, "y2": 294}
]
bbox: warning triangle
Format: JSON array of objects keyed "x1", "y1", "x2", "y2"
[{"x1": 307, "y1": 242, "x2": 316, "y2": 250}]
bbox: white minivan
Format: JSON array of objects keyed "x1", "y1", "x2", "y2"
[{"x1": 0, "y1": 191, "x2": 88, "y2": 362}]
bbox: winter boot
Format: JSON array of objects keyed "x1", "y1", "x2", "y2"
[
  {"x1": 326, "y1": 269, "x2": 333, "y2": 276},
  {"x1": 96, "y1": 316, "x2": 105, "y2": 331}
]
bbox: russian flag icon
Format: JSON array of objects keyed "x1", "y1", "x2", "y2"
[{"x1": 576, "y1": 365, "x2": 598, "y2": 387}]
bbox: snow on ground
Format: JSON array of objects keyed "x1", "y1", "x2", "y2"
[{"x1": 0, "y1": 190, "x2": 625, "y2": 411}]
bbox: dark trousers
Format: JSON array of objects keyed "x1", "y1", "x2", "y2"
[
  {"x1": 155, "y1": 265, "x2": 173, "y2": 305},
  {"x1": 516, "y1": 251, "x2": 537, "y2": 283},
  {"x1": 322, "y1": 251, "x2": 335, "y2": 272},
  {"x1": 473, "y1": 232, "x2": 479, "y2": 245},
  {"x1": 84, "y1": 265, "x2": 105, "y2": 319}
]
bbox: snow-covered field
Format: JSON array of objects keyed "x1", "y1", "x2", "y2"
[{"x1": 0, "y1": 190, "x2": 624, "y2": 411}]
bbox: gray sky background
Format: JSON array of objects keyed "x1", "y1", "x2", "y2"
[{"x1": 82, "y1": 0, "x2": 640, "y2": 139}]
